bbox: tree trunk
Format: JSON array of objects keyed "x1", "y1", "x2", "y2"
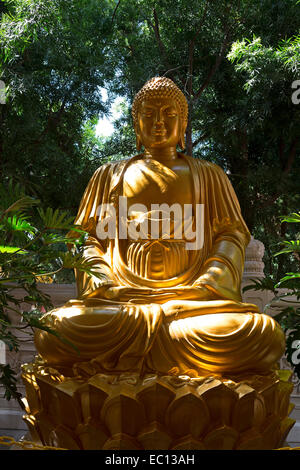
[{"x1": 185, "y1": 101, "x2": 193, "y2": 156}]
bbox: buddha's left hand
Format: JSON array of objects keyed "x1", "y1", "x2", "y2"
[
  {"x1": 157, "y1": 285, "x2": 218, "y2": 301},
  {"x1": 103, "y1": 286, "x2": 156, "y2": 300},
  {"x1": 102, "y1": 285, "x2": 213, "y2": 302}
]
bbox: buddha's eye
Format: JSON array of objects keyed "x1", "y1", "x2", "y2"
[
  {"x1": 143, "y1": 110, "x2": 153, "y2": 118},
  {"x1": 165, "y1": 109, "x2": 177, "y2": 117}
]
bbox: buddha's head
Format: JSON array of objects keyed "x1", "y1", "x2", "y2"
[{"x1": 132, "y1": 77, "x2": 188, "y2": 152}]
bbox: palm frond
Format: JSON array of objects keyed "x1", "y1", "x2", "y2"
[
  {"x1": 1, "y1": 214, "x2": 36, "y2": 234},
  {"x1": 37, "y1": 207, "x2": 76, "y2": 230},
  {"x1": 274, "y1": 240, "x2": 300, "y2": 256}
]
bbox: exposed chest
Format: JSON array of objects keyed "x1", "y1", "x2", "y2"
[{"x1": 122, "y1": 158, "x2": 193, "y2": 209}]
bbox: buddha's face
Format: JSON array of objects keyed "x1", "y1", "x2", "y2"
[{"x1": 136, "y1": 97, "x2": 182, "y2": 149}]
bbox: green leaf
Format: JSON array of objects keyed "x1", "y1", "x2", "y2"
[
  {"x1": 3, "y1": 214, "x2": 36, "y2": 234},
  {"x1": 59, "y1": 251, "x2": 105, "y2": 279},
  {"x1": 0, "y1": 246, "x2": 27, "y2": 254},
  {"x1": 0, "y1": 326, "x2": 19, "y2": 352},
  {"x1": 37, "y1": 207, "x2": 75, "y2": 230},
  {"x1": 274, "y1": 240, "x2": 300, "y2": 256},
  {"x1": 275, "y1": 273, "x2": 300, "y2": 288},
  {"x1": 41, "y1": 232, "x2": 85, "y2": 246},
  {"x1": 2, "y1": 196, "x2": 40, "y2": 215},
  {"x1": 280, "y1": 213, "x2": 300, "y2": 224},
  {"x1": 0, "y1": 364, "x2": 24, "y2": 406},
  {"x1": 242, "y1": 277, "x2": 277, "y2": 293}
]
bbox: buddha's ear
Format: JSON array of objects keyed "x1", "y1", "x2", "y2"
[
  {"x1": 136, "y1": 136, "x2": 142, "y2": 151},
  {"x1": 135, "y1": 129, "x2": 142, "y2": 151},
  {"x1": 134, "y1": 124, "x2": 143, "y2": 151},
  {"x1": 178, "y1": 122, "x2": 187, "y2": 150}
]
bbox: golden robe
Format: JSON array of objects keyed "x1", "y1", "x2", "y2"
[{"x1": 35, "y1": 154, "x2": 285, "y2": 376}]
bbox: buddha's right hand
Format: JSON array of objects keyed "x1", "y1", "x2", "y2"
[{"x1": 102, "y1": 286, "x2": 156, "y2": 300}]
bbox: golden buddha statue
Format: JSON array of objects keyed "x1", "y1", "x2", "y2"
[{"x1": 34, "y1": 77, "x2": 285, "y2": 378}]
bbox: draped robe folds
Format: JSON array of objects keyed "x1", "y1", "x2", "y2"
[{"x1": 34, "y1": 154, "x2": 285, "y2": 376}]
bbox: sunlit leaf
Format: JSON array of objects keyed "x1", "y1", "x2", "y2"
[
  {"x1": 280, "y1": 213, "x2": 300, "y2": 224},
  {"x1": 274, "y1": 240, "x2": 300, "y2": 256},
  {"x1": 3, "y1": 214, "x2": 36, "y2": 234},
  {"x1": 0, "y1": 245, "x2": 27, "y2": 254}
]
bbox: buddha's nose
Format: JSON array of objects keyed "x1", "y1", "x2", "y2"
[
  {"x1": 154, "y1": 112, "x2": 165, "y2": 129},
  {"x1": 154, "y1": 120, "x2": 164, "y2": 130}
]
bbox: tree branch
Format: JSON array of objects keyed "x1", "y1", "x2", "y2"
[
  {"x1": 186, "y1": 0, "x2": 209, "y2": 97},
  {"x1": 190, "y1": 0, "x2": 209, "y2": 45},
  {"x1": 152, "y1": 9, "x2": 166, "y2": 58},
  {"x1": 111, "y1": 0, "x2": 121, "y2": 24},
  {"x1": 147, "y1": 9, "x2": 173, "y2": 74},
  {"x1": 192, "y1": 133, "x2": 209, "y2": 148},
  {"x1": 193, "y1": 24, "x2": 232, "y2": 101},
  {"x1": 162, "y1": 65, "x2": 188, "y2": 77}
]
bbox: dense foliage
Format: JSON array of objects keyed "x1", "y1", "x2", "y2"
[
  {"x1": 0, "y1": 0, "x2": 116, "y2": 210},
  {"x1": 0, "y1": 179, "x2": 102, "y2": 405}
]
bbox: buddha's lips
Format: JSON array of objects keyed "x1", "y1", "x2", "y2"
[{"x1": 152, "y1": 130, "x2": 167, "y2": 136}]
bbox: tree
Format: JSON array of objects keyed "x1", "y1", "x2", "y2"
[
  {"x1": 0, "y1": 0, "x2": 116, "y2": 211},
  {"x1": 222, "y1": 33, "x2": 300, "y2": 276}
]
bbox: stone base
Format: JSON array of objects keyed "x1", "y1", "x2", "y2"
[{"x1": 21, "y1": 362, "x2": 295, "y2": 450}]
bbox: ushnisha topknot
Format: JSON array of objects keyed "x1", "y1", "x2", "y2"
[{"x1": 131, "y1": 76, "x2": 188, "y2": 128}]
